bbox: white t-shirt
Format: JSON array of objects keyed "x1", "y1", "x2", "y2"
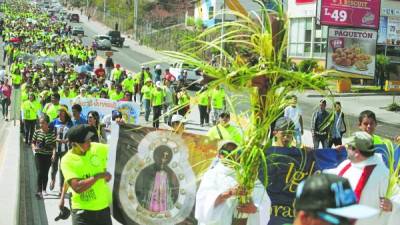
[
  {"x1": 0, "y1": 69, "x2": 6, "y2": 81},
  {"x1": 284, "y1": 105, "x2": 302, "y2": 130}
]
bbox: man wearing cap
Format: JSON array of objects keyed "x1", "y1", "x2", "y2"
[
  {"x1": 311, "y1": 99, "x2": 330, "y2": 149},
  {"x1": 170, "y1": 114, "x2": 185, "y2": 135},
  {"x1": 151, "y1": 81, "x2": 165, "y2": 128},
  {"x1": 207, "y1": 112, "x2": 242, "y2": 144},
  {"x1": 60, "y1": 125, "x2": 112, "y2": 225},
  {"x1": 141, "y1": 78, "x2": 153, "y2": 122},
  {"x1": 195, "y1": 140, "x2": 271, "y2": 225},
  {"x1": 292, "y1": 173, "x2": 378, "y2": 225},
  {"x1": 328, "y1": 131, "x2": 400, "y2": 225}
]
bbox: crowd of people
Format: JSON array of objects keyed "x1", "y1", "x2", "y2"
[{"x1": 1, "y1": 2, "x2": 400, "y2": 225}]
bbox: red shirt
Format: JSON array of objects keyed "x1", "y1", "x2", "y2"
[
  {"x1": 95, "y1": 68, "x2": 106, "y2": 79},
  {"x1": 164, "y1": 72, "x2": 176, "y2": 82},
  {"x1": 0, "y1": 84, "x2": 12, "y2": 98}
]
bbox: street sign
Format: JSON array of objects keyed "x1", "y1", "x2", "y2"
[
  {"x1": 319, "y1": 0, "x2": 381, "y2": 29},
  {"x1": 326, "y1": 27, "x2": 377, "y2": 77}
]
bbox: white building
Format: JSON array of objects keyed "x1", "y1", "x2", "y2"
[{"x1": 287, "y1": 0, "x2": 328, "y2": 61}]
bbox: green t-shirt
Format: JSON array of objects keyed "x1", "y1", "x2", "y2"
[
  {"x1": 61, "y1": 143, "x2": 111, "y2": 210},
  {"x1": 22, "y1": 100, "x2": 38, "y2": 120},
  {"x1": 197, "y1": 91, "x2": 209, "y2": 106},
  {"x1": 110, "y1": 91, "x2": 124, "y2": 101},
  {"x1": 212, "y1": 89, "x2": 225, "y2": 109},
  {"x1": 373, "y1": 134, "x2": 384, "y2": 145},
  {"x1": 112, "y1": 69, "x2": 122, "y2": 82},
  {"x1": 122, "y1": 78, "x2": 135, "y2": 93},
  {"x1": 151, "y1": 88, "x2": 165, "y2": 107},
  {"x1": 141, "y1": 85, "x2": 153, "y2": 100},
  {"x1": 43, "y1": 103, "x2": 61, "y2": 121},
  {"x1": 207, "y1": 124, "x2": 242, "y2": 144}
]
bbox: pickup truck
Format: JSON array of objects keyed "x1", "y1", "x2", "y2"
[
  {"x1": 169, "y1": 62, "x2": 202, "y2": 91},
  {"x1": 106, "y1": 30, "x2": 125, "y2": 48}
]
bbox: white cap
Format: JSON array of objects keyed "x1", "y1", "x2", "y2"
[
  {"x1": 171, "y1": 114, "x2": 185, "y2": 123},
  {"x1": 156, "y1": 64, "x2": 161, "y2": 69}
]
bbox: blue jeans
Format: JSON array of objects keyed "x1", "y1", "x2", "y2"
[
  {"x1": 143, "y1": 99, "x2": 151, "y2": 121},
  {"x1": 294, "y1": 128, "x2": 302, "y2": 147}
]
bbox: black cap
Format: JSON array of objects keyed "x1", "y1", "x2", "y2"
[
  {"x1": 66, "y1": 125, "x2": 95, "y2": 144},
  {"x1": 295, "y1": 174, "x2": 377, "y2": 219},
  {"x1": 54, "y1": 206, "x2": 70, "y2": 221},
  {"x1": 219, "y1": 112, "x2": 230, "y2": 118},
  {"x1": 274, "y1": 117, "x2": 295, "y2": 131}
]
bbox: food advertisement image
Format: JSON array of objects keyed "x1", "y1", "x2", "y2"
[{"x1": 326, "y1": 27, "x2": 377, "y2": 77}]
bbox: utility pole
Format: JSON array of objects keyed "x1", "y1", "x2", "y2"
[
  {"x1": 103, "y1": 0, "x2": 106, "y2": 22},
  {"x1": 220, "y1": 0, "x2": 225, "y2": 68},
  {"x1": 134, "y1": 0, "x2": 138, "y2": 40}
]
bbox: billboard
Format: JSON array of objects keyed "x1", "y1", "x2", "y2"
[
  {"x1": 326, "y1": 27, "x2": 377, "y2": 77},
  {"x1": 319, "y1": 0, "x2": 381, "y2": 29}
]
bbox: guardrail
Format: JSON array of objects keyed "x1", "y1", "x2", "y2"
[{"x1": 0, "y1": 123, "x2": 20, "y2": 225}]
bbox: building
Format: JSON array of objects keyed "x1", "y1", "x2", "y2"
[
  {"x1": 194, "y1": 0, "x2": 287, "y2": 27},
  {"x1": 287, "y1": 0, "x2": 328, "y2": 61},
  {"x1": 287, "y1": 0, "x2": 400, "y2": 81}
]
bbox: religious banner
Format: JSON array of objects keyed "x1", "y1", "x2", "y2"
[
  {"x1": 326, "y1": 27, "x2": 377, "y2": 77},
  {"x1": 264, "y1": 147, "x2": 316, "y2": 225},
  {"x1": 110, "y1": 124, "x2": 217, "y2": 225},
  {"x1": 60, "y1": 98, "x2": 140, "y2": 124},
  {"x1": 319, "y1": 0, "x2": 381, "y2": 29}
]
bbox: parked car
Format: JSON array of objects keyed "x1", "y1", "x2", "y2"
[
  {"x1": 93, "y1": 35, "x2": 112, "y2": 50},
  {"x1": 106, "y1": 30, "x2": 125, "y2": 47},
  {"x1": 169, "y1": 62, "x2": 202, "y2": 90},
  {"x1": 72, "y1": 26, "x2": 84, "y2": 36},
  {"x1": 70, "y1": 13, "x2": 79, "y2": 23}
]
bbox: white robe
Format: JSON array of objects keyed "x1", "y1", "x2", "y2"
[
  {"x1": 195, "y1": 162, "x2": 271, "y2": 225},
  {"x1": 327, "y1": 154, "x2": 400, "y2": 225}
]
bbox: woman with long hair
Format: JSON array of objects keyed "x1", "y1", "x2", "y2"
[
  {"x1": 0, "y1": 79, "x2": 12, "y2": 121},
  {"x1": 31, "y1": 115, "x2": 56, "y2": 199},
  {"x1": 49, "y1": 105, "x2": 73, "y2": 194},
  {"x1": 87, "y1": 110, "x2": 106, "y2": 143}
]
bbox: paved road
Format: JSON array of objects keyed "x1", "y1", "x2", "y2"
[{"x1": 71, "y1": 20, "x2": 168, "y2": 73}]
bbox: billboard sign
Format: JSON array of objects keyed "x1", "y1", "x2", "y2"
[
  {"x1": 326, "y1": 27, "x2": 377, "y2": 77},
  {"x1": 320, "y1": 0, "x2": 381, "y2": 29}
]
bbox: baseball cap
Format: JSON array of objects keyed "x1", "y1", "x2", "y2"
[
  {"x1": 66, "y1": 125, "x2": 95, "y2": 144},
  {"x1": 344, "y1": 131, "x2": 374, "y2": 152},
  {"x1": 219, "y1": 112, "x2": 230, "y2": 118},
  {"x1": 54, "y1": 206, "x2": 70, "y2": 221},
  {"x1": 171, "y1": 114, "x2": 185, "y2": 124},
  {"x1": 295, "y1": 174, "x2": 378, "y2": 221},
  {"x1": 274, "y1": 117, "x2": 295, "y2": 131},
  {"x1": 218, "y1": 140, "x2": 238, "y2": 151}
]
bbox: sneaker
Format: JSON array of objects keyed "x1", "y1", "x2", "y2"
[{"x1": 42, "y1": 191, "x2": 48, "y2": 196}]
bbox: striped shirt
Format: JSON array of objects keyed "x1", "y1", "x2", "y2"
[{"x1": 32, "y1": 129, "x2": 56, "y2": 155}]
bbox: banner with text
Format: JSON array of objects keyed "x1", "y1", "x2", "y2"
[
  {"x1": 60, "y1": 98, "x2": 140, "y2": 124},
  {"x1": 326, "y1": 27, "x2": 377, "y2": 77},
  {"x1": 320, "y1": 0, "x2": 381, "y2": 29}
]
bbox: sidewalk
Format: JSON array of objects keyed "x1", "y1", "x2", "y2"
[{"x1": 298, "y1": 90, "x2": 400, "y2": 127}]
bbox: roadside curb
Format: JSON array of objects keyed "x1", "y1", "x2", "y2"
[{"x1": 0, "y1": 123, "x2": 20, "y2": 225}]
